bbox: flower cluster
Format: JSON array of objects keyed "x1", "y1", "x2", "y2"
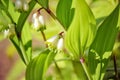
[
  {"x1": 46, "y1": 32, "x2": 64, "y2": 51},
  {"x1": 15, "y1": 0, "x2": 29, "y2": 11},
  {"x1": 32, "y1": 11, "x2": 46, "y2": 31}
]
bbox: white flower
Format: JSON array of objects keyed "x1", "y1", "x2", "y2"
[
  {"x1": 57, "y1": 38, "x2": 64, "y2": 50},
  {"x1": 38, "y1": 15, "x2": 44, "y2": 25},
  {"x1": 32, "y1": 12, "x2": 45, "y2": 31},
  {"x1": 46, "y1": 34, "x2": 64, "y2": 51},
  {"x1": 46, "y1": 35, "x2": 60, "y2": 49},
  {"x1": 15, "y1": 0, "x2": 29, "y2": 11},
  {"x1": 15, "y1": 0, "x2": 22, "y2": 10},
  {"x1": 23, "y1": 2, "x2": 29, "y2": 11},
  {"x1": 47, "y1": 35, "x2": 59, "y2": 43},
  {"x1": 4, "y1": 29, "x2": 10, "y2": 38}
]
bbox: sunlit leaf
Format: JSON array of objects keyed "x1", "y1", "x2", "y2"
[
  {"x1": 56, "y1": 0, "x2": 74, "y2": 30},
  {"x1": 43, "y1": 50, "x2": 57, "y2": 79},
  {"x1": 21, "y1": 23, "x2": 32, "y2": 62},
  {"x1": 65, "y1": 0, "x2": 96, "y2": 59},
  {"x1": 36, "y1": 0, "x2": 49, "y2": 9},
  {"x1": 1, "y1": 0, "x2": 9, "y2": 9},
  {"x1": 26, "y1": 49, "x2": 57, "y2": 80},
  {"x1": 88, "y1": 4, "x2": 120, "y2": 80},
  {"x1": 26, "y1": 49, "x2": 50, "y2": 80},
  {"x1": 10, "y1": 36, "x2": 27, "y2": 63}
]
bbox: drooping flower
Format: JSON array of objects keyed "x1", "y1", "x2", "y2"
[
  {"x1": 46, "y1": 35, "x2": 60, "y2": 49},
  {"x1": 57, "y1": 38, "x2": 64, "y2": 51},
  {"x1": 32, "y1": 12, "x2": 46, "y2": 31},
  {"x1": 15, "y1": 0, "x2": 29, "y2": 11},
  {"x1": 46, "y1": 32, "x2": 64, "y2": 51}
]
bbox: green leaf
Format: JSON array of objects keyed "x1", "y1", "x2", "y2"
[
  {"x1": 36, "y1": 0, "x2": 49, "y2": 9},
  {"x1": 26, "y1": 49, "x2": 57, "y2": 80},
  {"x1": 21, "y1": 23, "x2": 32, "y2": 62},
  {"x1": 43, "y1": 50, "x2": 57, "y2": 79},
  {"x1": 88, "y1": 4, "x2": 120, "y2": 80},
  {"x1": 65, "y1": 0, "x2": 96, "y2": 59},
  {"x1": 1, "y1": 0, "x2": 9, "y2": 9},
  {"x1": 16, "y1": 0, "x2": 36, "y2": 34},
  {"x1": 56, "y1": 0, "x2": 74, "y2": 30},
  {"x1": 26, "y1": 49, "x2": 50, "y2": 80},
  {"x1": 10, "y1": 36, "x2": 27, "y2": 63}
]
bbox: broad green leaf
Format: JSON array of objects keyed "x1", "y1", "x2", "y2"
[
  {"x1": 16, "y1": 0, "x2": 36, "y2": 34},
  {"x1": 36, "y1": 0, "x2": 49, "y2": 9},
  {"x1": 88, "y1": 4, "x2": 120, "y2": 80},
  {"x1": 26, "y1": 49, "x2": 57, "y2": 80},
  {"x1": 26, "y1": 49, "x2": 50, "y2": 80},
  {"x1": 65, "y1": 0, "x2": 96, "y2": 59},
  {"x1": 10, "y1": 36, "x2": 27, "y2": 64},
  {"x1": 21, "y1": 22, "x2": 32, "y2": 63},
  {"x1": 1, "y1": 0, "x2": 9, "y2": 9},
  {"x1": 0, "y1": 0, "x2": 6, "y2": 10},
  {"x1": 56, "y1": 0, "x2": 74, "y2": 30},
  {"x1": 43, "y1": 50, "x2": 57, "y2": 79}
]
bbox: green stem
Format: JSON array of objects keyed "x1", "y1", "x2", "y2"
[
  {"x1": 19, "y1": 40, "x2": 28, "y2": 65},
  {"x1": 54, "y1": 60, "x2": 64, "y2": 79},
  {"x1": 80, "y1": 58, "x2": 92, "y2": 80},
  {"x1": 40, "y1": 31, "x2": 48, "y2": 47},
  {"x1": 113, "y1": 54, "x2": 119, "y2": 80}
]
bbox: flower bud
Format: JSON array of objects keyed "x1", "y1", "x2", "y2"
[
  {"x1": 15, "y1": 0, "x2": 29, "y2": 11},
  {"x1": 4, "y1": 24, "x2": 15, "y2": 38},
  {"x1": 15, "y1": 0, "x2": 22, "y2": 10},
  {"x1": 23, "y1": 1, "x2": 29, "y2": 11},
  {"x1": 32, "y1": 12, "x2": 46, "y2": 31}
]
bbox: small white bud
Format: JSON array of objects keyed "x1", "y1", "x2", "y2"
[
  {"x1": 15, "y1": 0, "x2": 22, "y2": 10},
  {"x1": 32, "y1": 13, "x2": 45, "y2": 31},
  {"x1": 57, "y1": 38, "x2": 64, "y2": 50},
  {"x1": 23, "y1": 2, "x2": 29, "y2": 11},
  {"x1": 4, "y1": 24, "x2": 15, "y2": 38},
  {"x1": 38, "y1": 15, "x2": 44, "y2": 25},
  {"x1": 4, "y1": 29, "x2": 10, "y2": 38}
]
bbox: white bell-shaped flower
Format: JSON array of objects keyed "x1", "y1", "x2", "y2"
[
  {"x1": 57, "y1": 38, "x2": 64, "y2": 51},
  {"x1": 23, "y1": 2, "x2": 29, "y2": 11},
  {"x1": 15, "y1": 0, "x2": 22, "y2": 10},
  {"x1": 46, "y1": 35, "x2": 60, "y2": 49},
  {"x1": 32, "y1": 12, "x2": 45, "y2": 31}
]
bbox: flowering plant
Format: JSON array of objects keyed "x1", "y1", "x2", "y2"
[{"x1": 0, "y1": 0, "x2": 120, "y2": 80}]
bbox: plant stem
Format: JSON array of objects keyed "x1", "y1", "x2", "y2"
[
  {"x1": 40, "y1": 31, "x2": 48, "y2": 47},
  {"x1": 80, "y1": 58, "x2": 92, "y2": 80},
  {"x1": 20, "y1": 40, "x2": 28, "y2": 65},
  {"x1": 54, "y1": 60, "x2": 64, "y2": 79},
  {"x1": 113, "y1": 54, "x2": 119, "y2": 80}
]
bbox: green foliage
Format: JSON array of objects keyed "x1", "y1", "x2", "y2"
[
  {"x1": 88, "y1": 4, "x2": 120, "y2": 80},
  {"x1": 36, "y1": 0, "x2": 49, "y2": 9},
  {"x1": 26, "y1": 49, "x2": 57, "y2": 80},
  {"x1": 0, "y1": 0, "x2": 120, "y2": 80},
  {"x1": 65, "y1": 0, "x2": 96, "y2": 59},
  {"x1": 16, "y1": 0, "x2": 36, "y2": 33},
  {"x1": 56, "y1": 0, "x2": 74, "y2": 30}
]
